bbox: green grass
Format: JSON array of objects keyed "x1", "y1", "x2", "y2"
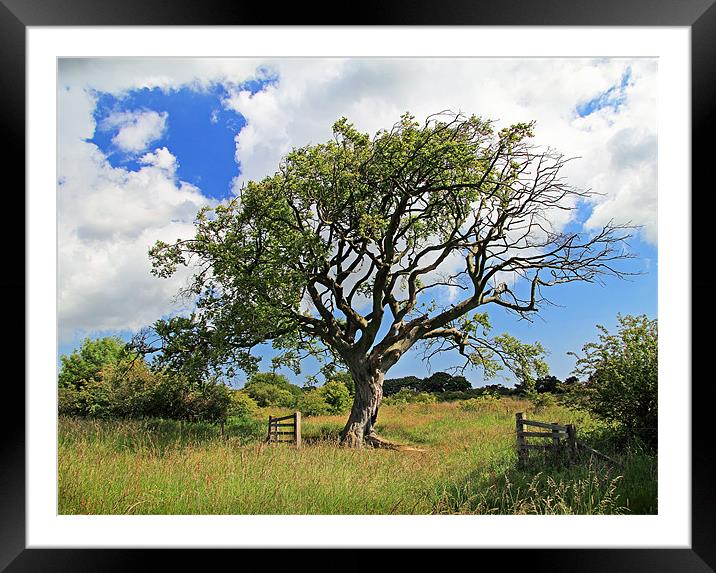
[{"x1": 58, "y1": 399, "x2": 657, "y2": 515}]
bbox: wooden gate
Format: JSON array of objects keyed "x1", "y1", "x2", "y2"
[
  {"x1": 267, "y1": 412, "x2": 301, "y2": 447},
  {"x1": 515, "y1": 412, "x2": 576, "y2": 465}
]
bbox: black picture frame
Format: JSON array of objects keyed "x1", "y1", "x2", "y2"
[{"x1": 4, "y1": 0, "x2": 714, "y2": 570}]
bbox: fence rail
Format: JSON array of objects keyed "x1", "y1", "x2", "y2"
[
  {"x1": 515, "y1": 412, "x2": 623, "y2": 467},
  {"x1": 267, "y1": 412, "x2": 301, "y2": 447},
  {"x1": 515, "y1": 412, "x2": 576, "y2": 465}
]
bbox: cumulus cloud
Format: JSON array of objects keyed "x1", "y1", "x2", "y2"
[
  {"x1": 58, "y1": 84, "x2": 213, "y2": 342},
  {"x1": 100, "y1": 109, "x2": 168, "y2": 153},
  {"x1": 139, "y1": 146, "x2": 178, "y2": 171}
]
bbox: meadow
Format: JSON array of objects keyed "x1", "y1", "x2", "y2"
[{"x1": 58, "y1": 398, "x2": 657, "y2": 515}]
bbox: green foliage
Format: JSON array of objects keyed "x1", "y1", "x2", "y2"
[
  {"x1": 421, "y1": 372, "x2": 471, "y2": 393},
  {"x1": 59, "y1": 336, "x2": 131, "y2": 389},
  {"x1": 384, "y1": 372, "x2": 471, "y2": 396},
  {"x1": 145, "y1": 111, "x2": 607, "y2": 395},
  {"x1": 298, "y1": 389, "x2": 330, "y2": 417},
  {"x1": 535, "y1": 375, "x2": 560, "y2": 393},
  {"x1": 243, "y1": 384, "x2": 297, "y2": 408},
  {"x1": 319, "y1": 380, "x2": 352, "y2": 414},
  {"x1": 242, "y1": 372, "x2": 302, "y2": 408},
  {"x1": 326, "y1": 371, "x2": 355, "y2": 396},
  {"x1": 567, "y1": 314, "x2": 657, "y2": 448},
  {"x1": 383, "y1": 389, "x2": 437, "y2": 405},
  {"x1": 529, "y1": 391, "x2": 556, "y2": 413},
  {"x1": 230, "y1": 391, "x2": 259, "y2": 418},
  {"x1": 57, "y1": 343, "x2": 240, "y2": 424},
  {"x1": 384, "y1": 376, "x2": 423, "y2": 396},
  {"x1": 184, "y1": 382, "x2": 234, "y2": 424},
  {"x1": 496, "y1": 334, "x2": 549, "y2": 395}
]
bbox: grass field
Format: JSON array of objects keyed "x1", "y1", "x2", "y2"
[{"x1": 58, "y1": 399, "x2": 657, "y2": 515}]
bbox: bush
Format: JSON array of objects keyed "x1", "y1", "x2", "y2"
[
  {"x1": 59, "y1": 336, "x2": 130, "y2": 389},
  {"x1": 58, "y1": 350, "x2": 238, "y2": 425},
  {"x1": 567, "y1": 314, "x2": 657, "y2": 448},
  {"x1": 530, "y1": 391, "x2": 556, "y2": 413},
  {"x1": 327, "y1": 371, "x2": 355, "y2": 396},
  {"x1": 383, "y1": 389, "x2": 437, "y2": 405},
  {"x1": 298, "y1": 389, "x2": 330, "y2": 416},
  {"x1": 459, "y1": 393, "x2": 501, "y2": 411},
  {"x1": 230, "y1": 391, "x2": 259, "y2": 418},
  {"x1": 243, "y1": 372, "x2": 302, "y2": 408},
  {"x1": 185, "y1": 382, "x2": 234, "y2": 424},
  {"x1": 58, "y1": 386, "x2": 83, "y2": 416},
  {"x1": 319, "y1": 380, "x2": 352, "y2": 414}
]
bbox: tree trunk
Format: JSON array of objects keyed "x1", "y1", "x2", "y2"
[{"x1": 339, "y1": 365, "x2": 386, "y2": 448}]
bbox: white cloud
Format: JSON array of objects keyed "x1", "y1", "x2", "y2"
[
  {"x1": 139, "y1": 146, "x2": 178, "y2": 171},
  {"x1": 101, "y1": 109, "x2": 168, "y2": 153}
]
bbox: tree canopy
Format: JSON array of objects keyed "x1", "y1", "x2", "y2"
[{"x1": 140, "y1": 111, "x2": 632, "y2": 446}]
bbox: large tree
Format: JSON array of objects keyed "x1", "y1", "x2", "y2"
[{"x1": 142, "y1": 111, "x2": 632, "y2": 447}]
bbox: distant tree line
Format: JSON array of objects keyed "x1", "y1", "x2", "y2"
[{"x1": 384, "y1": 372, "x2": 580, "y2": 399}]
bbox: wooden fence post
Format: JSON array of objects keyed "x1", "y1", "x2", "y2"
[
  {"x1": 294, "y1": 411, "x2": 301, "y2": 448},
  {"x1": 566, "y1": 424, "x2": 577, "y2": 460},
  {"x1": 551, "y1": 425, "x2": 560, "y2": 454},
  {"x1": 516, "y1": 412, "x2": 527, "y2": 466},
  {"x1": 267, "y1": 415, "x2": 273, "y2": 443}
]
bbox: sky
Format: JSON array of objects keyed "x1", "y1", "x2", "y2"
[{"x1": 57, "y1": 57, "x2": 658, "y2": 388}]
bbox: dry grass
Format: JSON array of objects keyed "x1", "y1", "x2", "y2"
[{"x1": 58, "y1": 399, "x2": 656, "y2": 515}]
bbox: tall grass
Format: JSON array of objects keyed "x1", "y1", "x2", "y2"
[{"x1": 58, "y1": 399, "x2": 657, "y2": 515}]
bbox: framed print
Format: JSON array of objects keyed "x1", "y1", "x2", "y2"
[{"x1": 5, "y1": 0, "x2": 715, "y2": 570}]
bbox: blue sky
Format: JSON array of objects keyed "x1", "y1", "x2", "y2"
[{"x1": 57, "y1": 58, "x2": 658, "y2": 389}]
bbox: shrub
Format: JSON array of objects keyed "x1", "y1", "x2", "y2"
[
  {"x1": 567, "y1": 314, "x2": 657, "y2": 448},
  {"x1": 58, "y1": 386, "x2": 82, "y2": 416},
  {"x1": 327, "y1": 371, "x2": 355, "y2": 396},
  {"x1": 58, "y1": 350, "x2": 238, "y2": 425},
  {"x1": 244, "y1": 383, "x2": 297, "y2": 408},
  {"x1": 185, "y1": 382, "x2": 234, "y2": 424},
  {"x1": 243, "y1": 372, "x2": 302, "y2": 408},
  {"x1": 230, "y1": 391, "x2": 259, "y2": 418},
  {"x1": 530, "y1": 391, "x2": 556, "y2": 413},
  {"x1": 319, "y1": 380, "x2": 352, "y2": 414},
  {"x1": 298, "y1": 389, "x2": 330, "y2": 416},
  {"x1": 59, "y1": 336, "x2": 130, "y2": 389},
  {"x1": 383, "y1": 388, "x2": 437, "y2": 405},
  {"x1": 459, "y1": 393, "x2": 501, "y2": 411}
]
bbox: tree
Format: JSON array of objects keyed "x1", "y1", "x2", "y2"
[
  {"x1": 59, "y1": 336, "x2": 131, "y2": 389},
  {"x1": 320, "y1": 380, "x2": 352, "y2": 414},
  {"x1": 143, "y1": 111, "x2": 632, "y2": 447},
  {"x1": 535, "y1": 375, "x2": 561, "y2": 393},
  {"x1": 242, "y1": 372, "x2": 302, "y2": 408},
  {"x1": 298, "y1": 389, "x2": 330, "y2": 416},
  {"x1": 420, "y1": 372, "x2": 471, "y2": 393},
  {"x1": 568, "y1": 314, "x2": 657, "y2": 448},
  {"x1": 383, "y1": 376, "x2": 422, "y2": 396}
]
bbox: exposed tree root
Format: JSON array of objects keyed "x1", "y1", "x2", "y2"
[{"x1": 340, "y1": 428, "x2": 426, "y2": 451}]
